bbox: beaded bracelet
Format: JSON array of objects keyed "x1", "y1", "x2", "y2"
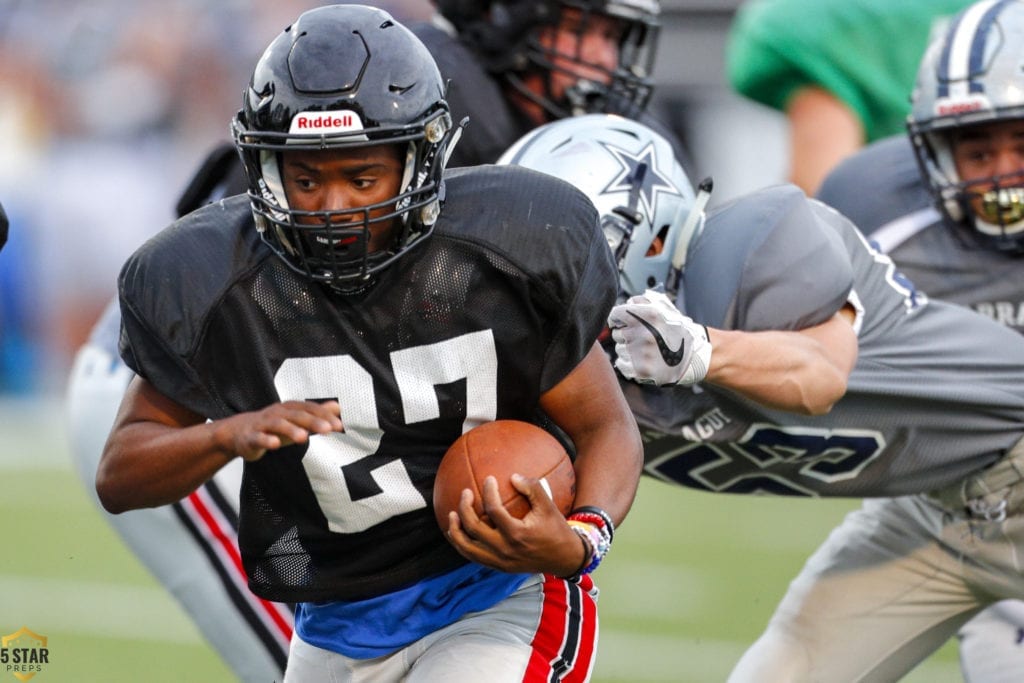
[
  {"x1": 561, "y1": 522, "x2": 594, "y2": 582},
  {"x1": 576, "y1": 523, "x2": 609, "y2": 575},
  {"x1": 569, "y1": 505, "x2": 615, "y2": 542},
  {"x1": 562, "y1": 506, "x2": 616, "y2": 580}
]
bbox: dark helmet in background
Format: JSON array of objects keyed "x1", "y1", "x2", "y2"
[
  {"x1": 0, "y1": 200, "x2": 7, "y2": 253},
  {"x1": 232, "y1": 4, "x2": 460, "y2": 290},
  {"x1": 908, "y1": 0, "x2": 1024, "y2": 251},
  {"x1": 436, "y1": 0, "x2": 661, "y2": 120}
]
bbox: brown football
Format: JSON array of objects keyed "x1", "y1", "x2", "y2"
[{"x1": 432, "y1": 420, "x2": 576, "y2": 531}]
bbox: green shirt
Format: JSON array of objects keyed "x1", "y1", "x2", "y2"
[{"x1": 726, "y1": 0, "x2": 975, "y2": 141}]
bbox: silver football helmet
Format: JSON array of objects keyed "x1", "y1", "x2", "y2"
[
  {"x1": 908, "y1": 0, "x2": 1024, "y2": 250},
  {"x1": 497, "y1": 113, "x2": 697, "y2": 296}
]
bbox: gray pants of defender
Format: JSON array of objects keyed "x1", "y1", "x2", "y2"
[{"x1": 730, "y1": 439, "x2": 1024, "y2": 683}]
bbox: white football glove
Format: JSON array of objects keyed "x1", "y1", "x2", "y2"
[{"x1": 607, "y1": 289, "x2": 712, "y2": 386}]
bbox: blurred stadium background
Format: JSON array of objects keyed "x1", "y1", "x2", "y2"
[{"x1": 0, "y1": 1, "x2": 962, "y2": 681}]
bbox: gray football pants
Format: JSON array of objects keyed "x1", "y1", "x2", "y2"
[{"x1": 729, "y1": 438, "x2": 1024, "y2": 683}]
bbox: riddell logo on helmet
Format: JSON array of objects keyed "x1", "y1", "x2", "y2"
[
  {"x1": 289, "y1": 110, "x2": 364, "y2": 134},
  {"x1": 934, "y1": 96, "x2": 988, "y2": 117}
]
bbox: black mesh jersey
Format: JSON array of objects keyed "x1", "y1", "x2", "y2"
[{"x1": 117, "y1": 164, "x2": 616, "y2": 602}]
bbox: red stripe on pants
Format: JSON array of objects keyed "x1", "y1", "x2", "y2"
[
  {"x1": 185, "y1": 491, "x2": 294, "y2": 641},
  {"x1": 523, "y1": 574, "x2": 598, "y2": 682}
]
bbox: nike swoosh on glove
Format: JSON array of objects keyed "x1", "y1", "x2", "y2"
[{"x1": 607, "y1": 289, "x2": 712, "y2": 386}]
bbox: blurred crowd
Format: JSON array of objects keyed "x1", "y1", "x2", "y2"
[{"x1": 0, "y1": 0, "x2": 432, "y2": 394}]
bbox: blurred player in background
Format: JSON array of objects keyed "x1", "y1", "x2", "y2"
[
  {"x1": 726, "y1": 0, "x2": 974, "y2": 195},
  {"x1": 816, "y1": 1, "x2": 1024, "y2": 679},
  {"x1": 418, "y1": 0, "x2": 671, "y2": 166},
  {"x1": 69, "y1": 2, "x2": 664, "y2": 678},
  {"x1": 502, "y1": 112, "x2": 1024, "y2": 681},
  {"x1": 94, "y1": 5, "x2": 641, "y2": 681},
  {"x1": 818, "y1": 0, "x2": 1024, "y2": 327}
]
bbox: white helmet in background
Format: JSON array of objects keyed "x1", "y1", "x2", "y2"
[
  {"x1": 497, "y1": 113, "x2": 697, "y2": 296},
  {"x1": 908, "y1": 0, "x2": 1024, "y2": 250}
]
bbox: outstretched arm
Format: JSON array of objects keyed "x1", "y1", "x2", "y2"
[
  {"x1": 705, "y1": 308, "x2": 857, "y2": 415},
  {"x1": 96, "y1": 375, "x2": 342, "y2": 513},
  {"x1": 610, "y1": 290, "x2": 857, "y2": 416}
]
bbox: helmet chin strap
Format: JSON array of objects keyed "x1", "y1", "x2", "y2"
[
  {"x1": 442, "y1": 118, "x2": 468, "y2": 169},
  {"x1": 670, "y1": 177, "x2": 713, "y2": 272},
  {"x1": 665, "y1": 177, "x2": 712, "y2": 298}
]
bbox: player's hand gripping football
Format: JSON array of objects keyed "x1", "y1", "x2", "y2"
[
  {"x1": 445, "y1": 474, "x2": 585, "y2": 577},
  {"x1": 607, "y1": 289, "x2": 712, "y2": 386}
]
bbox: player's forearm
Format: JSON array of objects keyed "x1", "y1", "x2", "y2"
[
  {"x1": 571, "y1": 413, "x2": 643, "y2": 528},
  {"x1": 706, "y1": 327, "x2": 850, "y2": 415},
  {"x1": 96, "y1": 419, "x2": 236, "y2": 513},
  {"x1": 541, "y1": 345, "x2": 643, "y2": 527}
]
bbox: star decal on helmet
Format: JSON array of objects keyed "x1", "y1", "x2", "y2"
[{"x1": 600, "y1": 141, "x2": 682, "y2": 223}]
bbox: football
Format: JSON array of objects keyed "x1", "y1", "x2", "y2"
[{"x1": 433, "y1": 420, "x2": 576, "y2": 530}]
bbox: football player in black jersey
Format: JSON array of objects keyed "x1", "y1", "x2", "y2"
[
  {"x1": 95, "y1": 6, "x2": 641, "y2": 681},
  {"x1": 73, "y1": 2, "x2": 664, "y2": 679}
]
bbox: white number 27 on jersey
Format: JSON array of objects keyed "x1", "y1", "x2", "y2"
[{"x1": 274, "y1": 330, "x2": 498, "y2": 534}]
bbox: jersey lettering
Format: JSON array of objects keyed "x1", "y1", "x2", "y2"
[
  {"x1": 274, "y1": 331, "x2": 498, "y2": 533},
  {"x1": 974, "y1": 300, "x2": 1024, "y2": 328},
  {"x1": 677, "y1": 407, "x2": 732, "y2": 441},
  {"x1": 644, "y1": 424, "x2": 886, "y2": 496}
]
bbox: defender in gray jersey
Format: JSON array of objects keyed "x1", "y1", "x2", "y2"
[
  {"x1": 504, "y1": 112, "x2": 1024, "y2": 680},
  {"x1": 817, "y1": 1, "x2": 1024, "y2": 679}
]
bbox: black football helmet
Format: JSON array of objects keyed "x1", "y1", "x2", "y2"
[
  {"x1": 231, "y1": 4, "x2": 459, "y2": 290},
  {"x1": 908, "y1": 0, "x2": 1024, "y2": 251},
  {"x1": 0, "y1": 200, "x2": 7, "y2": 253},
  {"x1": 436, "y1": 0, "x2": 660, "y2": 120}
]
